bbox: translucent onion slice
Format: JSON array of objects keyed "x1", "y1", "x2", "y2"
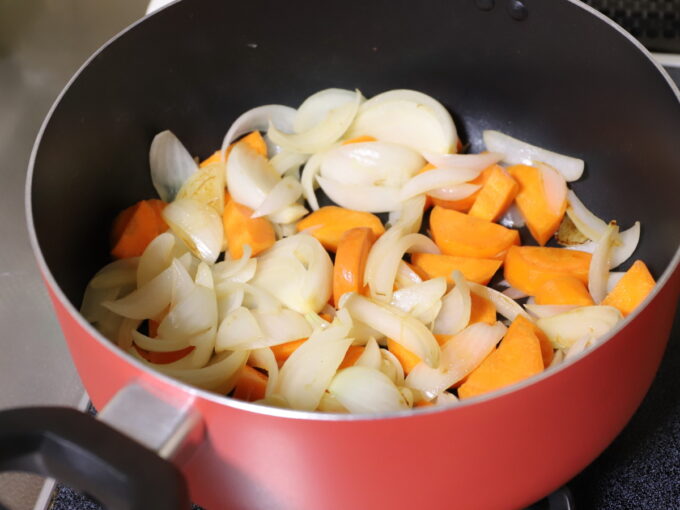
[
  {"x1": 342, "y1": 293, "x2": 440, "y2": 368},
  {"x1": 536, "y1": 305, "x2": 622, "y2": 349},
  {"x1": 589, "y1": 223, "x2": 618, "y2": 303},
  {"x1": 300, "y1": 150, "x2": 326, "y2": 211},
  {"x1": 524, "y1": 304, "x2": 578, "y2": 319},
  {"x1": 162, "y1": 198, "x2": 223, "y2": 264},
  {"x1": 499, "y1": 203, "x2": 526, "y2": 229},
  {"x1": 171, "y1": 258, "x2": 197, "y2": 305},
  {"x1": 565, "y1": 190, "x2": 608, "y2": 241},
  {"x1": 215, "y1": 306, "x2": 263, "y2": 352},
  {"x1": 483, "y1": 130, "x2": 584, "y2": 181},
  {"x1": 226, "y1": 143, "x2": 281, "y2": 211},
  {"x1": 149, "y1": 130, "x2": 198, "y2": 202},
  {"x1": 159, "y1": 282, "x2": 217, "y2": 344},
  {"x1": 221, "y1": 105, "x2": 297, "y2": 154},
  {"x1": 116, "y1": 318, "x2": 141, "y2": 350},
  {"x1": 213, "y1": 245, "x2": 252, "y2": 283},
  {"x1": 270, "y1": 151, "x2": 308, "y2": 176},
  {"x1": 157, "y1": 350, "x2": 249, "y2": 394},
  {"x1": 137, "y1": 233, "x2": 174, "y2": 287},
  {"x1": 89, "y1": 258, "x2": 139, "y2": 290},
  {"x1": 96, "y1": 311, "x2": 125, "y2": 342},
  {"x1": 132, "y1": 330, "x2": 191, "y2": 352},
  {"x1": 537, "y1": 163, "x2": 567, "y2": 216},
  {"x1": 395, "y1": 260, "x2": 423, "y2": 289},
  {"x1": 432, "y1": 391, "x2": 459, "y2": 407},
  {"x1": 380, "y1": 348, "x2": 405, "y2": 386},
  {"x1": 468, "y1": 282, "x2": 531, "y2": 322},
  {"x1": 423, "y1": 151, "x2": 503, "y2": 171},
  {"x1": 347, "y1": 90, "x2": 457, "y2": 154},
  {"x1": 607, "y1": 272, "x2": 625, "y2": 293},
  {"x1": 194, "y1": 261, "x2": 213, "y2": 288},
  {"x1": 249, "y1": 348, "x2": 279, "y2": 398},
  {"x1": 391, "y1": 277, "x2": 447, "y2": 324},
  {"x1": 426, "y1": 184, "x2": 481, "y2": 201},
  {"x1": 103, "y1": 263, "x2": 177, "y2": 319},
  {"x1": 317, "y1": 393, "x2": 348, "y2": 413},
  {"x1": 406, "y1": 322, "x2": 507, "y2": 397},
  {"x1": 317, "y1": 177, "x2": 402, "y2": 213},
  {"x1": 400, "y1": 167, "x2": 481, "y2": 200},
  {"x1": 268, "y1": 90, "x2": 361, "y2": 154},
  {"x1": 501, "y1": 286, "x2": 529, "y2": 300},
  {"x1": 549, "y1": 349, "x2": 565, "y2": 368},
  {"x1": 320, "y1": 141, "x2": 424, "y2": 187},
  {"x1": 564, "y1": 335, "x2": 593, "y2": 360},
  {"x1": 390, "y1": 195, "x2": 427, "y2": 234},
  {"x1": 354, "y1": 337, "x2": 382, "y2": 370},
  {"x1": 175, "y1": 161, "x2": 226, "y2": 215},
  {"x1": 328, "y1": 366, "x2": 409, "y2": 414},
  {"x1": 276, "y1": 314, "x2": 353, "y2": 411},
  {"x1": 251, "y1": 176, "x2": 302, "y2": 218},
  {"x1": 267, "y1": 204, "x2": 308, "y2": 225},
  {"x1": 294, "y1": 88, "x2": 360, "y2": 133},
  {"x1": 216, "y1": 286, "x2": 244, "y2": 321},
  {"x1": 567, "y1": 222, "x2": 641, "y2": 270},
  {"x1": 254, "y1": 308, "x2": 312, "y2": 346},
  {"x1": 433, "y1": 271, "x2": 472, "y2": 336}
]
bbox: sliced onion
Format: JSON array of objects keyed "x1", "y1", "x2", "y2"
[
  {"x1": 607, "y1": 271, "x2": 625, "y2": 293},
  {"x1": 156, "y1": 350, "x2": 249, "y2": 394},
  {"x1": 276, "y1": 315, "x2": 353, "y2": 411},
  {"x1": 267, "y1": 90, "x2": 361, "y2": 154},
  {"x1": 348, "y1": 90, "x2": 457, "y2": 154},
  {"x1": 270, "y1": 151, "x2": 309, "y2": 176},
  {"x1": 116, "y1": 318, "x2": 141, "y2": 350},
  {"x1": 216, "y1": 286, "x2": 244, "y2": 321},
  {"x1": 499, "y1": 203, "x2": 526, "y2": 229},
  {"x1": 342, "y1": 293, "x2": 440, "y2": 368},
  {"x1": 380, "y1": 348, "x2": 405, "y2": 386},
  {"x1": 137, "y1": 232, "x2": 174, "y2": 287},
  {"x1": 272, "y1": 221, "x2": 301, "y2": 239},
  {"x1": 589, "y1": 223, "x2": 618, "y2": 303},
  {"x1": 391, "y1": 277, "x2": 447, "y2": 324},
  {"x1": 213, "y1": 245, "x2": 252, "y2": 283},
  {"x1": 158, "y1": 281, "x2": 217, "y2": 351},
  {"x1": 395, "y1": 260, "x2": 423, "y2": 289},
  {"x1": 267, "y1": 204, "x2": 308, "y2": 225},
  {"x1": 215, "y1": 306, "x2": 263, "y2": 352},
  {"x1": 354, "y1": 337, "x2": 382, "y2": 370},
  {"x1": 132, "y1": 330, "x2": 191, "y2": 352},
  {"x1": 89, "y1": 258, "x2": 139, "y2": 290},
  {"x1": 320, "y1": 141, "x2": 424, "y2": 187},
  {"x1": 300, "y1": 150, "x2": 326, "y2": 211},
  {"x1": 221, "y1": 105, "x2": 297, "y2": 153},
  {"x1": 175, "y1": 161, "x2": 226, "y2": 215},
  {"x1": 537, "y1": 162, "x2": 567, "y2": 216},
  {"x1": 251, "y1": 308, "x2": 312, "y2": 347},
  {"x1": 226, "y1": 143, "x2": 280, "y2": 210},
  {"x1": 162, "y1": 198, "x2": 223, "y2": 264},
  {"x1": 294, "y1": 88, "x2": 360, "y2": 133},
  {"x1": 548, "y1": 349, "x2": 565, "y2": 368},
  {"x1": 400, "y1": 167, "x2": 481, "y2": 200},
  {"x1": 426, "y1": 183, "x2": 481, "y2": 201},
  {"x1": 468, "y1": 282, "x2": 531, "y2": 322},
  {"x1": 423, "y1": 151, "x2": 502, "y2": 171},
  {"x1": 433, "y1": 271, "x2": 471, "y2": 336},
  {"x1": 483, "y1": 130, "x2": 584, "y2": 181},
  {"x1": 171, "y1": 258, "x2": 197, "y2": 305},
  {"x1": 432, "y1": 391, "x2": 459, "y2": 407},
  {"x1": 149, "y1": 130, "x2": 198, "y2": 202},
  {"x1": 103, "y1": 263, "x2": 176, "y2": 319},
  {"x1": 194, "y1": 262, "x2": 214, "y2": 289},
  {"x1": 251, "y1": 176, "x2": 302, "y2": 218},
  {"x1": 501, "y1": 285, "x2": 529, "y2": 299},
  {"x1": 611, "y1": 221, "x2": 640, "y2": 269},
  {"x1": 564, "y1": 335, "x2": 593, "y2": 360},
  {"x1": 566, "y1": 190, "x2": 608, "y2": 241},
  {"x1": 391, "y1": 195, "x2": 427, "y2": 234},
  {"x1": 317, "y1": 392, "x2": 348, "y2": 413},
  {"x1": 328, "y1": 366, "x2": 408, "y2": 414},
  {"x1": 317, "y1": 176, "x2": 402, "y2": 213},
  {"x1": 536, "y1": 305, "x2": 622, "y2": 349},
  {"x1": 406, "y1": 322, "x2": 507, "y2": 397},
  {"x1": 249, "y1": 348, "x2": 279, "y2": 397},
  {"x1": 524, "y1": 304, "x2": 578, "y2": 319}
]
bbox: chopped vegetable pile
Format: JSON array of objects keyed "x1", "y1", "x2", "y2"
[{"x1": 81, "y1": 88, "x2": 656, "y2": 413}]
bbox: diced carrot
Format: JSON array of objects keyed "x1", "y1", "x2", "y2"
[
  {"x1": 319, "y1": 313, "x2": 334, "y2": 323},
  {"x1": 410, "y1": 253, "x2": 502, "y2": 285},
  {"x1": 387, "y1": 339, "x2": 421, "y2": 374},
  {"x1": 434, "y1": 334, "x2": 451, "y2": 346},
  {"x1": 508, "y1": 164, "x2": 566, "y2": 246},
  {"x1": 200, "y1": 131, "x2": 268, "y2": 167},
  {"x1": 458, "y1": 315, "x2": 544, "y2": 399},
  {"x1": 271, "y1": 339, "x2": 307, "y2": 365},
  {"x1": 339, "y1": 346, "x2": 365, "y2": 369},
  {"x1": 602, "y1": 260, "x2": 655, "y2": 317},
  {"x1": 342, "y1": 135, "x2": 377, "y2": 145},
  {"x1": 223, "y1": 194, "x2": 276, "y2": 259},
  {"x1": 296, "y1": 206, "x2": 385, "y2": 252},
  {"x1": 429, "y1": 207, "x2": 520, "y2": 260},
  {"x1": 111, "y1": 199, "x2": 168, "y2": 259},
  {"x1": 468, "y1": 165, "x2": 519, "y2": 222},
  {"x1": 232, "y1": 365, "x2": 268, "y2": 402},
  {"x1": 469, "y1": 293, "x2": 497, "y2": 325},
  {"x1": 133, "y1": 344, "x2": 195, "y2": 365},
  {"x1": 535, "y1": 276, "x2": 594, "y2": 306},
  {"x1": 504, "y1": 245, "x2": 591, "y2": 296},
  {"x1": 333, "y1": 227, "x2": 375, "y2": 306},
  {"x1": 429, "y1": 165, "x2": 495, "y2": 212},
  {"x1": 414, "y1": 400, "x2": 435, "y2": 407}
]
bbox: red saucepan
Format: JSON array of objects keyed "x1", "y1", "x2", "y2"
[{"x1": 3, "y1": 0, "x2": 679, "y2": 509}]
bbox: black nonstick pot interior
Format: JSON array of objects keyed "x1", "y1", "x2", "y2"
[{"x1": 30, "y1": 0, "x2": 680, "y2": 307}]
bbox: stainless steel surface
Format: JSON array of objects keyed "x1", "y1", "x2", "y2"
[
  {"x1": 98, "y1": 382, "x2": 204, "y2": 462},
  {"x1": 0, "y1": 1, "x2": 147, "y2": 508}
]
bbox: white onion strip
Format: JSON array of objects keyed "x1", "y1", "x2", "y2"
[
  {"x1": 468, "y1": 282, "x2": 532, "y2": 322},
  {"x1": 328, "y1": 366, "x2": 408, "y2": 414},
  {"x1": 252, "y1": 176, "x2": 302, "y2": 218},
  {"x1": 566, "y1": 190, "x2": 608, "y2": 241},
  {"x1": 537, "y1": 163, "x2": 567, "y2": 216},
  {"x1": 427, "y1": 184, "x2": 481, "y2": 201},
  {"x1": 589, "y1": 223, "x2": 618, "y2": 303},
  {"x1": 249, "y1": 348, "x2": 279, "y2": 398},
  {"x1": 433, "y1": 271, "x2": 471, "y2": 336},
  {"x1": 400, "y1": 167, "x2": 481, "y2": 200},
  {"x1": 270, "y1": 151, "x2": 309, "y2": 176},
  {"x1": 137, "y1": 233, "x2": 175, "y2": 288},
  {"x1": 221, "y1": 105, "x2": 297, "y2": 155},
  {"x1": 423, "y1": 151, "x2": 503, "y2": 171},
  {"x1": 149, "y1": 130, "x2": 198, "y2": 202},
  {"x1": 317, "y1": 177, "x2": 402, "y2": 213},
  {"x1": 524, "y1": 304, "x2": 578, "y2": 319},
  {"x1": 89, "y1": 258, "x2": 139, "y2": 290},
  {"x1": 300, "y1": 150, "x2": 326, "y2": 211}
]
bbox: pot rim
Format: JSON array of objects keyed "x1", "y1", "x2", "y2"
[{"x1": 24, "y1": 0, "x2": 680, "y2": 422}]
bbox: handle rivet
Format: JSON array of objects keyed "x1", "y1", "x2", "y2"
[{"x1": 507, "y1": 0, "x2": 528, "y2": 21}]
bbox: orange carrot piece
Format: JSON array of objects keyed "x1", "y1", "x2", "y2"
[
  {"x1": 111, "y1": 199, "x2": 168, "y2": 259},
  {"x1": 333, "y1": 227, "x2": 375, "y2": 306},
  {"x1": 508, "y1": 164, "x2": 566, "y2": 246},
  {"x1": 232, "y1": 365, "x2": 268, "y2": 402},
  {"x1": 468, "y1": 165, "x2": 519, "y2": 222},
  {"x1": 339, "y1": 346, "x2": 366, "y2": 369},
  {"x1": 535, "y1": 276, "x2": 594, "y2": 306},
  {"x1": 469, "y1": 293, "x2": 497, "y2": 325},
  {"x1": 342, "y1": 135, "x2": 377, "y2": 145},
  {"x1": 414, "y1": 400, "x2": 435, "y2": 408},
  {"x1": 429, "y1": 165, "x2": 495, "y2": 212},
  {"x1": 148, "y1": 319, "x2": 160, "y2": 338},
  {"x1": 387, "y1": 339, "x2": 421, "y2": 374},
  {"x1": 602, "y1": 260, "x2": 655, "y2": 317},
  {"x1": 200, "y1": 131, "x2": 268, "y2": 167},
  {"x1": 410, "y1": 253, "x2": 502, "y2": 285},
  {"x1": 504, "y1": 245, "x2": 592, "y2": 296},
  {"x1": 296, "y1": 206, "x2": 385, "y2": 252},
  {"x1": 458, "y1": 315, "x2": 544, "y2": 399},
  {"x1": 434, "y1": 334, "x2": 452, "y2": 346},
  {"x1": 223, "y1": 195, "x2": 276, "y2": 259},
  {"x1": 429, "y1": 206, "x2": 520, "y2": 260},
  {"x1": 133, "y1": 344, "x2": 195, "y2": 365},
  {"x1": 271, "y1": 339, "x2": 307, "y2": 365}
]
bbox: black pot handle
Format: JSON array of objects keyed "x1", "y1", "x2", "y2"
[{"x1": 0, "y1": 407, "x2": 190, "y2": 510}]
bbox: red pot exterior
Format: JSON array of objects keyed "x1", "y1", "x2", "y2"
[{"x1": 45, "y1": 266, "x2": 679, "y2": 510}]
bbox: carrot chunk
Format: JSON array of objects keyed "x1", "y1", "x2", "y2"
[
  {"x1": 342, "y1": 135, "x2": 377, "y2": 145},
  {"x1": 469, "y1": 293, "x2": 497, "y2": 325},
  {"x1": 429, "y1": 165, "x2": 495, "y2": 212},
  {"x1": 429, "y1": 206, "x2": 520, "y2": 260},
  {"x1": 111, "y1": 199, "x2": 168, "y2": 259},
  {"x1": 200, "y1": 131, "x2": 268, "y2": 167},
  {"x1": 535, "y1": 276, "x2": 594, "y2": 306},
  {"x1": 410, "y1": 253, "x2": 502, "y2": 285},
  {"x1": 601, "y1": 260, "x2": 655, "y2": 317},
  {"x1": 468, "y1": 165, "x2": 519, "y2": 222},
  {"x1": 458, "y1": 315, "x2": 545, "y2": 399},
  {"x1": 296, "y1": 206, "x2": 385, "y2": 252},
  {"x1": 333, "y1": 227, "x2": 375, "y2": 306},
  {"x1": 223, "y1": 194, "x2": 276, "y2": 259},
  {"x1": 233, "y1": 365, "x2": 268, "y2": 402},
  {"x1": 387, "y1": 339, "x2": 421, "y2": 374},
  {"x1": 271, "y1": 339, "x2": 307, "y2": 365},
  {"x1": 339, "y1": 346, "x2": 366, "y2": 369},
  {"x1": 508, "y1": 164, "x2": 566, "y2": 246}
]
